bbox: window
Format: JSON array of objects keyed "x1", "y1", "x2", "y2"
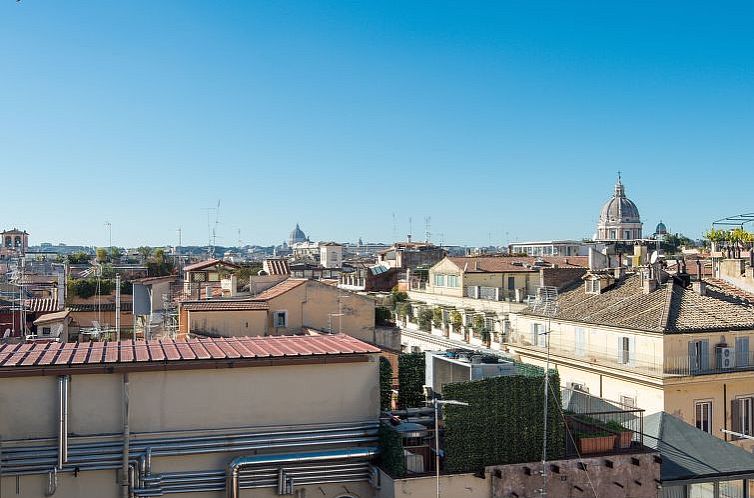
[
  {"x1": 695, "y1": 400, "x2": 713, "y2": 434},
  {"x1": 585, "y1": 279, "x2": 600, "y2": 294},
  {"x1": 617, "y1": 336, "x2": 635, "y2": 365},
  {"x1": 41, "y1": 327, "x2": 51, "y2": 337},
  {"x1": 688, "y1": 340, "x2": 709, "y2": 373},
  {"x1": 530, "y1": 323, "x2": 546, "y2": 347},
  {"x1": 736, "y1": 336, "x2": 750, "y2": 367},
  {"x1": 507, "y1": 276, "x2": 515, "y2": 290},
  {"x1": 273, "y1": 311, "x2": 288, "y2": 328},
  {"x1": 447, "y1": 275, "x2": 459, "y2": 287},
  {"x1": 620, "y1": 395, "x2": 636, "y2": 408},
  {"x1": 732, "y1": 396, "x2": 754, "y2": 440},
  {"x1": 574, "y1": 328, "x2": 586, "y2": 356},
  {"x1": 434, "y1": 274, "x2": 445, "y2": 287}
]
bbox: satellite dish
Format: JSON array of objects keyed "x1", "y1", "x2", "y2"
[{"x1": 650, "y1": 251, "x2": 659, "y2": 264}]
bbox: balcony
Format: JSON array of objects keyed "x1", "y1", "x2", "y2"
[{"x1": 464, "y1": 286, "x2": 518, "y2": 302}]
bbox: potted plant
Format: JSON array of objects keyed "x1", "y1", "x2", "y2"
[
  {"x1": 576, "y1": 430, "x2": 617, "y2": 455},
  {"x1": 606, "y1": 420, "x2": 633, "y2": 449}
]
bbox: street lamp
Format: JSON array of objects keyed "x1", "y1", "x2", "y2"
[{"x1": 433, "y1": 398, "x2": 469, "y2": 498}]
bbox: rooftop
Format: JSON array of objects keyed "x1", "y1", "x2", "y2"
[
  {"x1": 253, "y1": 278, "x2": 308, "y2": 300},
  {"x1": 183, "y1": 259, "x2": 240, "y2": 272},
  {"x1": 0, "y1": 334, "x2": 380, "y2": 377},
  {"x1": 446, "y1": 255, "x2": 589, "y2": 273},
  {"x1": 523, "y1": 272, "x2": 754, "y2": 333},
  {"x1": 181, "y1": 300, "x2": 269, "y2": 312}
]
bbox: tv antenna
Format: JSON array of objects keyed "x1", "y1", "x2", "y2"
[
  {"x1": 424, "y1": 216, "x2": 432, "y2": 243},
  {"x1": 532, "y1": 285, "x2": 559, "y2": 497}
]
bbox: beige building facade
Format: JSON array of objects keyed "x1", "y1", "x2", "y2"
[{"x1": 0, "y1": 334, "x2": 380, "y2": 498}]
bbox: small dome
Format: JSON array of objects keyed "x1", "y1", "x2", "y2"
[
  {"x1": 599, "y1": 178, "x2": 641, "y2": 224},
  {"x1": 655, "y1": 221, "x2": 667, "y2": 235}
]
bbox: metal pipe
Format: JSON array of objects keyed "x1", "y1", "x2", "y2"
[
  {"x1": 62, "y1": 376, "x2": 68, "y2": 467},
  {"x1": 56, "y1": 376, "x2": 67, "y2": 470},
  {"x1": 122, "y1": 373, "x2": 130, "y2": 498},
  {"x1": 226, "y1": 447, "x2": 376, "y2": 498}
]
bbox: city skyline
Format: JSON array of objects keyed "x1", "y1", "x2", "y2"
[{"x1": 2, "y1": 2, "x2": 753, "y2": 246}]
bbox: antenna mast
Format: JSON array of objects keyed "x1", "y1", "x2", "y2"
[
  {"x1": 424, "y1": 216, "x2": 432, "y2": 243},
  {"x1": 531, "y1": 285, "x2": 559, "y2": 497}
]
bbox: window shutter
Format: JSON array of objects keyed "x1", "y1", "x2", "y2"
[
  {"x1": 688, "y1": 341, "x2": 697, "y2": 373},
  {"x1": 700, "y1": 340, "x2": 709, "y2": 371},
  {"x1": 732, "y1": 398, "x2": 742, "y2": 440},
  {"x1": 736, "y1": 337, "x2": 750, "y2": 367},
  {"x1": 530, "y1": 323, "x2": 537, "y2": 345},
  {"x1": 617, "y1": 336, "x2": 624, "y2": 364},
  {"x1": 629, "y1": 337, "x2": 636, "y2": 366}
]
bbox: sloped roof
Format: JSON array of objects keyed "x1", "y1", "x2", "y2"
[
  {"x1": 181, "y1": 300, "x2": 269, "y2": 312},
  {"x1": 446, "y1": 256, "x2": 588, "y2": 273},
  {"x1": 253, "y1": 278, "x2": 308, "y2": 300},
  {"x1": 0, "y1": 334, "x2": 380, "y2": 377},
  {"x1": 183, "y1": 259, "x2": 240, "y2": 272},
  {"x1": 33, "y1": 310, "x2": 70, "y2": 325},
  {"x1": 523, "y1": 273, "x2": 754, "y2": 333},
  {"x1": 263, "y1": 258, "x2": 290, "y2": 276},
  {"x1": 644, "y1": 411, "x2": 754, "y2": 483}
]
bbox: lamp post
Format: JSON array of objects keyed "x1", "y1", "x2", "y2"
[{"x1": 433, "y1": 398, "x2": 469, "y2": 498}]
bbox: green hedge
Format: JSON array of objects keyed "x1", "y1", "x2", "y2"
[
  {"x1": 397, "y1": 352, "x2": 426, "y2": 408},
  {"x1": 378, "y1": 423, "x2": 406, "y2": 477},
  {"x1": 442, "y1": 372, "x2": 564, "y2": 473},
  {"x1": 379, "y1": 357, "x2": 394, "y2": 410}
]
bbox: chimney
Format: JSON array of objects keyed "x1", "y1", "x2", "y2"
[
  {"x1": 641, "y1": 269, "x2": 658, "y2": 294},
  {"x1": 613, "y1": 267, "x2": 625, "y2": 281},
  {"x1": 692, "y1": 280, "x2": 707, "y2": 296}
]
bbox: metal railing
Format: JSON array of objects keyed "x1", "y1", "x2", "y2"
[{"x1": 562, "y1": 388, "x2": 645, "y2": 457}]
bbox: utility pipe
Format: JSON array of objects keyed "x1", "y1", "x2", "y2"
[
  {"x1": 122, "y1": 373, "x2": 130, "y2": 498},
  {"x1": 226, "y1": 447, "x2": 376, "y2": 498}
]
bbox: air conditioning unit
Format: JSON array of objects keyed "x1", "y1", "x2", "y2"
[{"x1": 717, "y1": 346, "x2": 735, "y2": 369}]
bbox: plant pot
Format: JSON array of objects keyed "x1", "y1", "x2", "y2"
[
  {"x1": 616, "y1": 431, "x2": 633, "y2": 449},
  {"x1": 578, "y1": 435, "x2": 617, "y2": 455}
]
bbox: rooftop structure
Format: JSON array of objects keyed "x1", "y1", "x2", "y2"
[{"x1": 596, "y1": 175, "x2": 643, "y2": 241}]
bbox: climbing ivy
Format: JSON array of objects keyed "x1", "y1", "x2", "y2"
[
  {"x1": 398, "y1": 352, "x2": 426, "y2": 408},
  {"x1": 378, "y1": 422, "x2": 406, "y2": 477},
  {"x1": 442, "y1": 372, "x2": 564, "y2": 473},
  {"x1": 379, "y1": 357, "x2": 394, "y2": 410}
]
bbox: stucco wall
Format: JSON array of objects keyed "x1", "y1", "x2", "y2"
[
  {"x1": 376, "y1": 469, "x2": 490, "y2": 498},
  {"x1": 188, "y1": 309, "x2": 268, "y2": 337},
  {"x1": 0, "y1": 358, "x2": 380, "y2": 498}
]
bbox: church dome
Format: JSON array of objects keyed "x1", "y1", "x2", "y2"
[
  {"x1": 599, "y1": 179, "x2": 641, "y2": 224},
  {"x1": 655, "y1": 221, "x2": 667, "y2": 235},
  {"x1": 289, "y1": 223, "x2": 307, "y2": 245}
]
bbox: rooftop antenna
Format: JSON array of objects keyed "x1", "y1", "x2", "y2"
[
  {"x1": 212, "y1": 200, "x2": 221, "y2": 256},
  {"x1": 408, "y1": 217, "x2": 413, "y2": 242},
  {"x1": 392, "y1": 212, "x2": 397, "y2": 241},
  {"x1": 424, "y1": 216, "x2": 432, "y2": 243},
  {"x1": 237, "y1": 228, "x2": 242, "y2": 248},
  {"x1": 531, "y1": 285, "x2": 559, "y2": 497}
]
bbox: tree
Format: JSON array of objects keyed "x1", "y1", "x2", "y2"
[
  {"x1": 450, "y1": 310, "x2": 463, "y2": 333},
  {"x1": 67, "y1": 252, "x2": 91, "y2": 264},
  {"x1": 473, "y1": 315, "x2": 490, "y2": 346},
  {"x1": 109, "y1": 247, "x2": 122, "y2": 262},
  {"x1": 417, "y1": 308, "x2": 433, "y2": 331},
  {"x1": 432, "y1": 307, "x2": 443, "y2": 329},
  {"x1": 95, "y1": 247, "x2": 108, "y2": 263},
  {"x1": 137, "y1": 246, "x2": 153, "y2": 263}
]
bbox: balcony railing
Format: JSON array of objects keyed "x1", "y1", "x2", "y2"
[
  {"x1": 463, "y1": 286, "x2": 517, "y2": 301},
  {"x1": 509, "y1": 333, "x2": 754, "y2": 377}
]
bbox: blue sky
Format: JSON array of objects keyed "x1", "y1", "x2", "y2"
[{"x1": 1, "y1": 1, "x2": 752, "y2": 247}]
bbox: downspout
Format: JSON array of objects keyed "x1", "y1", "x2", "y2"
[
  {"x1": 122, "y1": 373, "x2": 130, "y2": 498},
  {"x1": 57, "y1": 375, "x2": 69, "y2": 470},
  {"x1": 226, "y1": 447, "x2": 377, "y2": 498}
]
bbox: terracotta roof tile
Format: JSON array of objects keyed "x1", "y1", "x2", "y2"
[
  {"x1": 181, "y1": 301, "x2": 269, "y2": 312},
  {"x1": 0, "y1": 335, "x2": 380, "y2": 376},
  {"x1": 183, "y1": 259, "x2": 240, "y2": 272},
  {"x1": 253, "y1": 279, "x2": 308, "y2": 300}
]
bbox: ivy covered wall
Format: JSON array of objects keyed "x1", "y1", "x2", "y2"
[
  {"x1": 443, "y1": 372, "x2": 564, "y2": 473},
  {"x1": 397, "y1": 352, "x2": 426, "y2": 408}
]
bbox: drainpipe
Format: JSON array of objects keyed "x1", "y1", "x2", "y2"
[
  {"x1": 122, "y1": 373, "x2": 130, "y2": 498},
  {"x1": 57, "y1": 376, "x2": 69, "y2": 470},
  {"x1": 226, "y1": 447, "x2": 377, "y2": 498}
]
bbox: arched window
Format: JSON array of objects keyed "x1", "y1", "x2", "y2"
[{"x1": 4, "y1": 236, "x2": 11, "y2": 247}]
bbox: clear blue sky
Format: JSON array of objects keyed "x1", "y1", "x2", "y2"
[{"x1": 1, "y1": 1, "x2": 752, "y2": 248}]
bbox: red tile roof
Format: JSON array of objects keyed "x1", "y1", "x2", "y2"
[
  {"x1": 253, "y1": 278, "x2": 308, "y2": 300},
  {"x1": 263, "y1": 258, "x2": 291, "y2": 276},
  {"x1": 0, "y1": 334, "x2": 379, "y2": 377},
  {"x1": 25, "y1": 297, "x2": 59, "y2": 312},
  {"x1": 181, "y1": 301, "x2": 269, "y2": 312},
  {"x1": 183, "y1": 259, "x2": 240, "y2": 272}
]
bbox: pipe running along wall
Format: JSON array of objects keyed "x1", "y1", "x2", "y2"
[{"x1": 0, "y1": 421, "x2": 379, "y2": 496}]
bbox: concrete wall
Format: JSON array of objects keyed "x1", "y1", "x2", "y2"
[
  {"x1": 490, "y1": 452, "x2": 660, "y2": 498},
  {"x1": 0, "y1": 360, "x2": 379, "y2": 439},
  {"x1": 376, "y1": 469, "x2": 490, "y2": 498},
  {"x1": 187, "y1": 309, "x2": 268, "y2": 337},
  {"x1": 0, "y1": 358, "x2": 380, "y2": 498}
]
